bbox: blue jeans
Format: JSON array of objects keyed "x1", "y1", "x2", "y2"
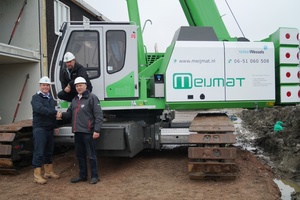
[
  {"x1": 74, "y1": 132, "x2": 98, "y2": 179},
  {"x1": 32, "y1": 127, "x2": 54, "y2": 168}
]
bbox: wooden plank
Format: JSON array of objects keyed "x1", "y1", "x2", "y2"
[
  {"x1": 188, "y1": 162, "x2": 238, "y2": 173},
  {"x1": 0, "y1": 168, "x2": 18, "y2": 175},
  {"x1": 188, "y1": 147, "x2": 236, "y2": 159},
  {"x1": 0, "y1": 158, "x2": 13, "y2": 168},
  {"x1": 0, "y1": 145, "x2": 12, "y2": 155},
  {"x1": 0, "y1": 126, "x2": 22, "y2": 132},
  {"x1": 189, "y1": 172, "x2": 237, "y2": 180},
  {"x1": 0, "y1": 119, "x2": 32, "y2": 132},
  {"x1": 0, "y1": 133, "x2": 16, "y2": 142},
  {"x1": 189, "y1": 133, "x2": 236, "y2": 144},
  {"x1": 189, "y1": 113, "x2": 235, "y2": 132}
]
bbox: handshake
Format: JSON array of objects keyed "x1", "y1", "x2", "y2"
[{"x1": 56, "y1": 111, "x2": 62, "y2": 120}]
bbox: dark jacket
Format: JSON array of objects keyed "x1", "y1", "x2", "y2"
[
  {"x1": 60, "y1": 62, "x2": 93, "y2": 92},
  {"x1": 31, "y1": 92, "x2": 58, "y2": 130},
  {"x1": 62, "y1": 90, "x2": 103, "y2": 134}
]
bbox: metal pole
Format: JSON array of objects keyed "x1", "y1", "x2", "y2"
[
  {"x1": 8, "y1": 0, "x2": 27, "y2": 44},
  {"x1": 12, "y1": 74, "x2": 30, "y2": 123}
]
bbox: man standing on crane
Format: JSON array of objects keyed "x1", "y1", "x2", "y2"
[{"x1": 58, "y1": 52, "x2": 93, "y2": 102}]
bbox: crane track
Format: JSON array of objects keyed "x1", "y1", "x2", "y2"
[{"x1": 188, "y1": 112, "x2": 238, "y2": 180}]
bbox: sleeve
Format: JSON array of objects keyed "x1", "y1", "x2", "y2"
[
  {"x1": 60, "y1": 66, "x2": 68, "y2": 89},
  {"x1": 31, "y1": 95, "x2": 57, "y2": 116},
  {"x1": 51, "y1": 98, "x2": 59, "y2": 128},
  {"x1": 68, "y1": 79, "x2": 75, "y2": 89},
  {"x1": 62, "y1": 104, "x2": 73, "y2": 122},
  {"x1": 91, "y1": 94, "x2": 103, "y2": 132}
]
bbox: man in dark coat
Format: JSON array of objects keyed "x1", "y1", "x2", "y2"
[
  {"x1": 58, "y1": 52, "x2": 93, "y2": 102},
  {"x1": 60, "y1": 77, "x2": 103, "y2": 184},
  {"x1": 31, "y1": 76, "x2": 60, "y2": 184}
]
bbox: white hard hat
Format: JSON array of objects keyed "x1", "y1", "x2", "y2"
[
  {"x1": 63, "y1": 52, "x2": 75, "y2": 62},
  {"x1": 74, "y1": 77, "x2": 87, "y2": 85},
  {"x1": 39, "y1": 76, "x2": 51, "y2": 84}
]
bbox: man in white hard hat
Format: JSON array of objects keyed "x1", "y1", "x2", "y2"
[
  {"x1": 58, "y1": 52, "x2": 93, "y2": 102},
  {"x1": 59, "y1": 77, "x2": 103, "y2": 184},
  {"x1": 31, "y1": 76, "x2": 61, "y2": 184}
]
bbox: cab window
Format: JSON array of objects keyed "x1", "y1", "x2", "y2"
[
  {"x1": 65, "y1": 31, "x2": 100, "y2": 79},
  {"x1": 106, "y1": 30, "x2": 126, "y2": 74}
]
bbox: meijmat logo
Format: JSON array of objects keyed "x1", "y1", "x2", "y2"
[{"x1": 173, "y1": 73, "x2": 192, "y2": 89}]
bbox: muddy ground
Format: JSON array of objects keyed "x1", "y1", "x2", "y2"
[
  {"x1": 239, "y1": 105, "x2": 300, "y2": 199},
  {"x1": 1, "y1": 106, "x2": 300, "y2": 199}
]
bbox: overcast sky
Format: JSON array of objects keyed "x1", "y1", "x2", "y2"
[{"x1": 83, "y1": 0, "x2": 300, "y2": 52}]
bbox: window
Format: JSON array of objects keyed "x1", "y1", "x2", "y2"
[
  {"x1": 54, "y1": 0, "x2": 70, "y2": 35},
  {"x1": 106, "y1": 30, "x2": 126, "y2": 74},
  {"x1": 64, "y1": 31, "x2": 100, "y2": 79}
]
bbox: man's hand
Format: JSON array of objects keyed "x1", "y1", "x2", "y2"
[
  {"x1": 93, "y1": 131, "x2": 100, "y2": 139},
  {"x1": 64, "y1": 84, "x2": 71, "y2": 93},
  {"x1": 54, "y1": 128, "x2": 59, "y2": 135},
  {"x1": 56, "y1": 111, "x2": 62, "y2": 120}
]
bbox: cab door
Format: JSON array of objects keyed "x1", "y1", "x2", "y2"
[{"x1": 103, "y1": 26, "x2": 139, "y2": 99}]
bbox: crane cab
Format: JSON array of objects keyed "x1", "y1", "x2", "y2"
[{"x1": 50, "y1": 22, "x2": 139, "y2": 102}]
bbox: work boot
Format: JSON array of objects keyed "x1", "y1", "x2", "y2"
[
  {"x1": 70, "y1": 177, "x2": 87, "y2": 183},
  {"x1": 90, "y1": 177, "x2": 100, "y2": 184},
  {"x1": 34, "y1": 167, "x2": 47, "y2": 184},
  {"x1": 44, "y1": 164, "x2": 60, "y2": 179}
]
